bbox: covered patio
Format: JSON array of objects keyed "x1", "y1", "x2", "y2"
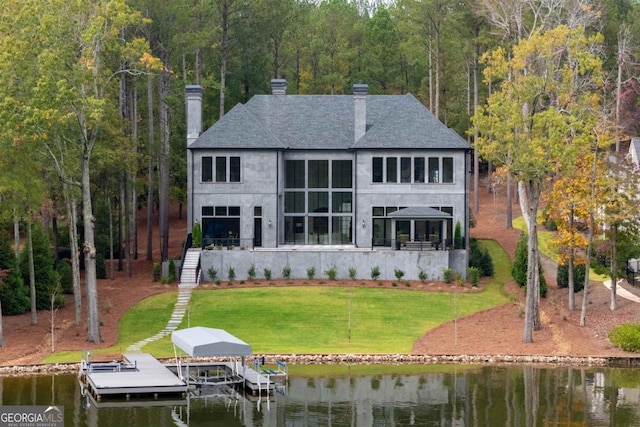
[{"x1": 388, "y1": 207, "x2": 452, "y2": 250}]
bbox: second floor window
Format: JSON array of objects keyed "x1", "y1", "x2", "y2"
[{"x1": 201, "y1": 155, "x2": 241, "y2": 183}]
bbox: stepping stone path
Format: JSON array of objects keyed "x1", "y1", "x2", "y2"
[{"x1": 126, "y1": 249, "x2": 201, "y2": 353}]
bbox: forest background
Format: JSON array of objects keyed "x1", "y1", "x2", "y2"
[{"x1": 1, "y1": 0, "x2": 640, "y2": 345}]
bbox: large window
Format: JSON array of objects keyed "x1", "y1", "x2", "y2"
[
  {"x1": 371, "y1": 155, "x2": 454, "y2": 184},
  {"x1": 201, "y1": 205, "x2": 241, "y2": 247},
  {"x1": 201, "y1": 156, "x2": 241, "y2": 183},
  {"x1": 284, "y1": 158, "x2": 353, "y2": 244}
]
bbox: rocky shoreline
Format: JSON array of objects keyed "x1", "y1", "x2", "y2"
[{"x1": 2, "y1": 353, "x2": 640, "y2": 376}]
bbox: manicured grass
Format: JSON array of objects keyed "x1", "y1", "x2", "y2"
[{"x1": 44, "y1": 240, "x2": 511, "y2": 363}]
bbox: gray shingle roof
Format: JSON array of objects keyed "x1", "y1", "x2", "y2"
[
  {"x1": 191, "y1": 92, "x2": 470, "y2": 151},
  {"x1": 388, "y1": 207, "x2": 452, "y2": 219}
]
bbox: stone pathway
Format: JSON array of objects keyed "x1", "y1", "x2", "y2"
[{"x1": 125, "y1": 283, "x2": 196, "y2": 353}]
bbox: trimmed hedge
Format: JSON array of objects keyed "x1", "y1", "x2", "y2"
[{"x1": 557, "y1": 263, "x2": 585, "y2": 293}]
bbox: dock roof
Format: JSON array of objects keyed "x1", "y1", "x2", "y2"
[{"x1": 171, "y1": 327, "x2": 252, "y2": 357}]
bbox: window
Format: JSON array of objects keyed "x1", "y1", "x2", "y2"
[
  {"x1": 286, "y1": 160, "x2": 305, "y2": 188},
  {"x1": 400, "y1": 157, "x2": 411, "y2": 183},
  {"x1": 202, "y1": 206, "x2": 214, "y2": 216},
  {"x1": 332, "y1": 192, "x2": 352, "y2": 213},
  {"x1": 216, "y1": 157, "x2": 227, "y2": 182},
  {"x1": 428, "y1": 157, "x2": 439, "y2": 183},
  {"x1": 332, "y1": 160, "x2": 352, "y2": 188},
  {"x1": 386, "y1": 157, "x2": 397, "y2": 183},
  {"x1": 254, "y1": 206, "x2": 262, "y2": 216},
  {"x1": 443, "y1": 157, "x2": 453, "y2": 183},
  {"x1": 284, "y1": 158, "x2": 353, "y2": 244},
  {"x1": 308, "y1": 191, "x2": 329, "y2": 213},
  {"x1": 285, "y1": 192, "x2": 305, "y2": 213},
  {"x1": 309, "y1": 160, "x2": 328, "y2": 188},
  {"x1": 215, "y1": 206, "x2": 227, "y2": 216},
  {"x1": 230, "y1": 156, "x2": 241, "y2": 182},
  {"x1": 202, "y1": 157, "x2": 213, "y2": 182},
  {"x1": 414, "y1": 158, "x2": 425, "y2": 183},
  {"x1": 373, "y1": 157, "x2": 383, "y2": 183},
  {"x1": 202, "y1": 156, "x2": 241, "y2": 183}
]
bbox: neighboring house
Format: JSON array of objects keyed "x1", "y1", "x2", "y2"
[
  {"x1": 630, "y1": 137, "x2": 640, "y2": 168},
  {"x1": 184, "y1": 80, "x2": 471, "y2": 281}
]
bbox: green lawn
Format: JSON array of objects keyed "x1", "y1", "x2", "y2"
[{"x1": 44, "y1": 240, "x2": 511, "y2": 363}]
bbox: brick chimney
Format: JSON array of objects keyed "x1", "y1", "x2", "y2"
[
  {"x1": 354, "y1": 82, "x2": 368, "y2": 142},
  {"x1": 270, "y1": 79, "x2": 287, "y2": 95}
]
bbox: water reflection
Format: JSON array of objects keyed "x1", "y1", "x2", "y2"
[{"x1": 2, "y1": 365, "x2": 640, "y2": 426}]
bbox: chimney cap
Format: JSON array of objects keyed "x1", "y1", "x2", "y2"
[
  {"x1": 185, "y1": 85, "x2": 203, "y2": 95},
  {"x1": 270, "y1": 79, "x2": 287, "y2": 95},
  {"x1": 353, "y1": 82, "x2": 368, "y2": 95}
]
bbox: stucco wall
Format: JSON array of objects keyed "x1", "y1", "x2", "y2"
[{"x1": 199, "y1": 248, "x2": 455, "y2": 282}]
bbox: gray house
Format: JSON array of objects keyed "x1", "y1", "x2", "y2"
[{"x1": 184, "y1": 80, "x2": 471, "y2": 281}]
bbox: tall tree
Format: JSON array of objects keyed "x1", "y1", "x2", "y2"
[{"x1": 473, "y1": 25, "x2": 606, "y2": 342}]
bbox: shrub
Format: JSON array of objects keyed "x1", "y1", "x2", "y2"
[
  {"x1": 443, "y1": 268, "x2": 454, "y2": 283},
  {"x1": 512, "y1": 233, "x2": 528, "y2": 287},
  {"x1": 95, "y1": 253, "x2": 106, "y2": 280},
  {"x1": 370, "y1": 266, "x2": 381, "y2": 280},
  {"x1": 348, "y1": 267, "x2": 357, "y2": 280},
  {"x1": 227, "y1": 265, "x2": 236, "y2": 282},
  {"x1": 609, "y1": 323, "x2": 640, "y2": 352},
  {"x1": 247, "y1": 264, "x2": 256, "y2": 280},
  {"x1": 512, "y1": 232, "x2": 547, "y2": 297},
  {"x1": 56, "y1": 261, "x2": 73, "y2": 294},
  {"x1": 307, "y1": 266, "x2": 316, "y2": 280},
  {"x1": 192, "y1": 221, "x2": 202, "y2": 248},
  {"x1": 467, "y1": 267, "x2": 481, "y2": 287},
  {"x1": 454, "y1": 221, "x2": 463, "y2": 249},
  {"x1": 168, "y1": 259, "x2": 177, "y2": 282},
  {"x1": 469, "y1": 238, "x2": 494, "y2": 276},
  {"x1": 153, "y1": 263, "x2": 161, "y2": 282},
  {"x1": 394, "y1": 268, "x2": 405, "y2": 281},
  {"x1": 418, "y1": 268, "x2": 428, "y2": 282},
  {"x1": 557, "y1": 263, "x2": 585, "y2": 293},
  {"x1": 207, "y1": 267, "x2": 218, "y2": 281},
  {"x1": 325, "y1": 266, "x2": 338, "y2": 280},
  {"x1": 263, "y1": 268, "x2": 272, "y2": 280},
  {"x1": 282, "y1": 265, "x2": 292, "y2": 280}
]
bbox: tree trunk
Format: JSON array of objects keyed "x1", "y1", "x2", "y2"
[
  {"x1": 568, "y1": 206, "x2": 575, "y2": 310},
  {"x1": 82, "y1": 150, "x2": 101, "y2": 343},
  {"x1": 146, "y1": 73, "x2": 155, "y2": 262},
  {"x1": 610, "y1": 224, "x2": 617, "y2": 311},
  {"x1": 62, "y1": 183, "x2": 81, "y2": 325},
  {"x1": 520, "y1": 179, "x2": 541, "y2": 342},
  {"x1": 13, "y1": 210, "x2": 20, "y2": 258},
  {"x1": 27, "y1": 220, "x2": 37, "y2": 326},
  {"x1": 108, "y1": 196, "x2": 114, "y2": 280},
  {"x1": 580, "y1": 145, "x2": 600, "y2": 327},
  {"x1": 158, "y1": 61, "x2": 171, "y2": 262}
]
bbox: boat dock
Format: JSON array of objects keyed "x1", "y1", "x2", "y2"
[{"x1": 79, "y1": 353, "x2": 187, "y2": 401}]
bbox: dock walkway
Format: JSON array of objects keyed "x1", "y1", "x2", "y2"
[{"x1": 81, "y1": 353, "x2": 187, "y2": 401}]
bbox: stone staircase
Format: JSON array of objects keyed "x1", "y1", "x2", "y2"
[{"x1": 126, "y1": 249, "x2": 202, "y2": 353}]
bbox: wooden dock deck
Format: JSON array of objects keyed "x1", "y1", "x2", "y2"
[{"x1": 80, "y1": 353, "x2": 187, "y2": 401}]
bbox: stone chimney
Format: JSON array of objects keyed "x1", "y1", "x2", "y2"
[
  {"x1": 185, "y1": 85, "x2": 203, "y2": 232},
  {"x1": 185, "y1": 85, "x2": 203, "y2": 147},
  {"x1": 270, "y1": 79, "x2": 287, "y2": 95},
  {"x1": 354, "y1": 82, "x2": 368, "y2": 142}
]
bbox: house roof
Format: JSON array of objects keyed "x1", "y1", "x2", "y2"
[
  {"x1": 388, "y1": 206, "x2": 452, "y2": 219},
  {"x1": 171, "y1": 327, "x2": 252, "y2": 357},
  {"x1": 190, "y1": 93, "x2": 470, "y2": 151}
]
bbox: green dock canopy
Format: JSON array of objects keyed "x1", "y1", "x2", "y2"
[{"x1": 171, "y1": 327, "x2": 252, "y2": 357}]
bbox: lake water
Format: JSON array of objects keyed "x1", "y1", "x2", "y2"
[{"x1": 2, "y1": 365, "x2": 640, "y2": 426}]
